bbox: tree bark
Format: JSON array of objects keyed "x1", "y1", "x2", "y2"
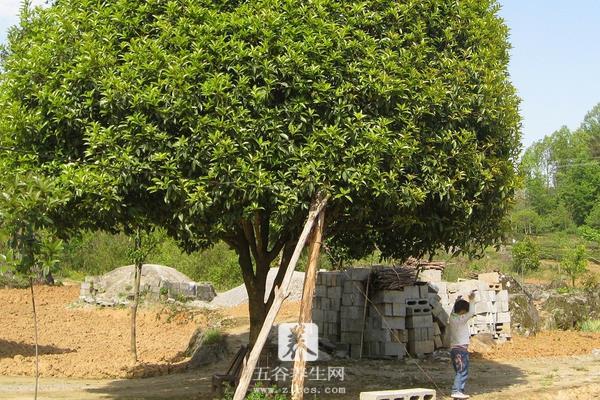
[
  {"x1": 130, "y1": 261, "x2": 142, "y2": 362},
  {"x1": 29, "y1": 279, "x2": 39, "y2": 400}
]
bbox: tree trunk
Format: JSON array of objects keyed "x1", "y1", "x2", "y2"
[
  {"x1": 248, "y1": 288, "x2": 268, "y2": 347},
  {"x1": 233, "y1": 195, "x2": 328, "y2": 400},
  {"x1": 130, "y1": 262, "x2": 142, "y2": 362},
  {"x1": 29, "y1": 279, "x2": 39, "y2": 400}
]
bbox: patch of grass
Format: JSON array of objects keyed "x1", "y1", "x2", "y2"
[
  {"x1": 579, "y1": 319, "x2": 600, "y2": 333},
  {"x1": 203, "y1": 328, "x2": 223, "y2": 345}
]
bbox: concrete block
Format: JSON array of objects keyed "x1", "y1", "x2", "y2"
[
  {"x1": 478, "y1": 272, "x2": 500, "y2": 284},
  {"x1": 495, "y1": 301, "x2": 509, "y2": 312},
  {"x1": 474, "y1": 301, "x2": 494, "y2": 314},
  {"x1": 487, "y1": 290, "x2": 497, "y2": 302},
  {"x1": 418, "y1": 269, "x2": 442, "y2": 282},
  {"x1": 487, "y1": 283, "x2": 502, "y2": 291},
  {"x1": 342, "y1": 293, "x2": 365, "y2": 306},
  {"x1": 428, "y1": 292, "x2": 442, "y2": 304},
  {"x1": 434, "y1": 335, "x2": 443, "y2": 348},
  {"x1": 431, "y1": 303, "x2": 446, "y2": 319},
  {"x1": 311, "y1": 309, "x2": 324, "y2": 322},
  {"x1": 371, "y1": 303, "x2": 391, "y2": 317},
  {"x1": 408, "y1": 340, "x2": 435, "y2": 355},
  {"x1": 383, "y1": 317, "x2": 406, "y2": 330},
  {"x1": 382, "y1": 342, "x2": 406, "y2": 357},
  {"x1": 429, "y1": 281, "x2": 447, "y2": 294},
  {"x1": 389, "y1": 329, "x2": 408, "y2": 343},
  {"x1": 341, "y1": 306, "x2": 363, "y2": 319},
  {"x1": 474, "y1": 313, "x2": 495, "y2": 324},
  {"x1": 418, "y1": 284, "x2": 429, "y2": 298},
  {"x1": 406, "y1": 314, "x2": 433, "y2": 329},
  {"x1": 496, "y1": 312, "x2": 511, "y2": 324},
  {"x1": 341, "y1": 318, "x2": 362, "y2": 333},
  {"x1": 392, "y1": 302, "x2": 407, "y2": 317},
  {"x1": 406, "y1": 306, "x2": 432, "y2": 316},
  {"x1": 330, "y1": 297, "x2": 341, "y2": 311},
  {"x1": 495, "y1": 322, "x2": 511, "y2": 333},
  {"x1": 373, "y1": 290, "x2": 407, "y2": 304},
  {"x1": 327, "y1": 286, "x2": 342, "y2": 299},
  {"x1": 408, "y1": 327, "x2": 433, "y2": 342},
  {"x1": 402, "y1": 285, "x2": 420, "y2": 299},
  {"x1": 497, "y1": 290, "x2": 509, "y2": 303},
  {"x1": 406, "y1": 299, "x2": 430, "y2": 307},
  {"x1": 365, "y1": 328, "x2": 388, "y2": 342},
  {"x1": 340, "y1": 331, "x2": 361, "y2": 344},
  {"x1": 315, "y1": 285, "x2": 327, "y2": 298},
  {"x1": 359, "y1": 388, "x2": 436, "y2": 400},
  {"x1": 346, "y1": 268, "x2": 371, "y2": 282}
]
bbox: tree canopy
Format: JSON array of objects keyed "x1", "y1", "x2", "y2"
[{"x1": 1, "y1": 0, "x2": 521, "y2": 342}]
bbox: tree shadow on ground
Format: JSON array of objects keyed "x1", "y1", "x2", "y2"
[
  {"x1": 84, "y1": 331, "x2": 249, "y2": 399},
  {"x1": 83, "y1": 331, "x2": 527, "y2": 400},
  {"x1": 0, "y1": 339, "x2": 75, "y2": 358}
]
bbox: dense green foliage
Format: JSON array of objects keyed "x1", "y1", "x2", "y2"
[
  {"x1": 516, "y1": 103, "x2": 600, "y2": 237},
  {"x1": 1, "y1": 0, "x2": 520, "y2": 340}
]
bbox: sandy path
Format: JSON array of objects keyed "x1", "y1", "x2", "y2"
[{"x1": 1, "y1": 354, "x2": 599, "y2": 399}]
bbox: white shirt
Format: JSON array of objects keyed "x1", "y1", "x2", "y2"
[{"x1": 449, "y1": 310, "x2": 474, "y2": 347}]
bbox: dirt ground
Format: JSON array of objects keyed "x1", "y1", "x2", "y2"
[
  {"x1": 0, "y1": 285, "x2": 201, "y2": 379},
  {"x1": 1, "y1": 285, "x2": 600, "y2": 399}
]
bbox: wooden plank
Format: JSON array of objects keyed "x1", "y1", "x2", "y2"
[
  {"x1": 291, "y1": 209, "x2": 325, "y2": 400},
  {"x1": 232, "y1": 194, "x2": 329, "y2": 400}
]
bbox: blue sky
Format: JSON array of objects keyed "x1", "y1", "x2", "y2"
[{"x1": 1, "y1": 1, "x2": 599, "y2": 148}]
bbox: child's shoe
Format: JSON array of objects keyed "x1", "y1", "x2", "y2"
[{"x1": 451, "y1": 393, "x2": 470, "y2": 399}]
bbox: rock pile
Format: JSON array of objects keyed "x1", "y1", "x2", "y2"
[{"x1": 80, "y1": 264, "x2": 216, "y2": 306}]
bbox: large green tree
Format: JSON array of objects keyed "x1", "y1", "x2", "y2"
[{"x1": 0, "y1": 0, "x2": 520, "y2": 343}]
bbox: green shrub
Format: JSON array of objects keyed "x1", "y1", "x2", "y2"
[
  {"x1": 561, "y1": 245, "x2": 588, "y2": 287},
  {"x1": 511, "y1": 236, "x2": 540, "y2": 276},
  {"x1": 579, "y1": 319, "x2": 600, "y2": 333},
  {"x1": 203, "y1": 328, "x2": 224, "y2": 346}
]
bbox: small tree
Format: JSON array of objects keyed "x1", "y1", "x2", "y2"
[
  {"x1": 561, "y1": 245, "x2": 588, "y2": 287},
  {"x1": 0, "y1": 173, "x2": 68, "y2": 400},
  {"x1": 511, "y1": 236, "x2": 540, "y2": 278},
  {"x1": 127, "y1": 228, "x2": 158, "y2": 362}
]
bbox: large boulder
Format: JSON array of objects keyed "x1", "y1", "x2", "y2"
[
  {"x1": 541, "y1": 290, "x2": 600, "y2": 330},
  {"x1": 509, "y1": 293, "x2": 541, "y2": 335},
  {"x1": 187, "y1": 328, "x2": 229, "y2": 368},
  {"x1": 80, "y1": 264, "x2": 216, "y2": 306}
]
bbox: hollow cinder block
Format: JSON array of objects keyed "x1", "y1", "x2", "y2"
[{"x1": 360, "y1": 388, "x2": 436, "y2": 400}]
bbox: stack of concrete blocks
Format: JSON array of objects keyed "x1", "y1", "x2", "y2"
[
  {"x1": 339, "y1": 268, "x2": 371, "y2": 358},
  {"x1": 427, "y1": 272, "x2": 511, "y2": 341},
  {"x1": 312, "y1": 268, "x2": 511, "y2": 361},
  {"x1": 312, "y1": 270, "x2": 344, "y2": 344},
  {"x1": 360, "y1": 282, "x2": 436, "y2": 358}
]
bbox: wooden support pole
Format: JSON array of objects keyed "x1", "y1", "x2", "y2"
[
  {"x1": 291, "y1": 209, "x2": 325, "y2": 400},
  {"x1": 233, "y1": 195, "x2": 329, "y2": 400},
  {"x1": 359, "y1": 272, "x2": 371, "y2": 359}
]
